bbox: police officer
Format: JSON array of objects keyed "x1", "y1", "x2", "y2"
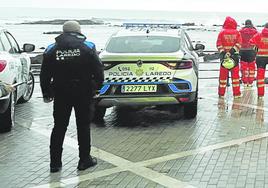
[
  {"x1": 216, "y1": 16, "x2": 242, "y2": 98},
  {"x1": 250, "y1": 23, "x2": 268, "y2": 99},
  {"x1": 239, "y1": 19, "x2": 258, "y2": 87},
  {"x1": 40, "y1": 21, "x2": 104, "y2": 173}
]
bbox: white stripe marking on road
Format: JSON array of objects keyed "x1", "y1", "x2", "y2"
[
  {"x1": 29, "y1": 123, "x2": 195, "y2": 188},
  {"x1": 28, "y1": 93, "x2": 268, "y2": 188}
]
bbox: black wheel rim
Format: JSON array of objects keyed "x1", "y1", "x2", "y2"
[{"x1": 22, "y1": 73, "x2": 34, "y2": 101}]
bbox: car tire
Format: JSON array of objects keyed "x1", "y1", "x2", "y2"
[
  {"x1": 184, "y1": 84, "x2": 198, "y2": 119},
  {"x1": 114, "y1": 106, "x2": 139, "y2": 120},
  {"x1": 92, "y1": 106, "x2": 106, "y2": 123},
  {"x1": 0, "y1": 91, "x2": 16, "y2": 133},
  {"x1": 18, "y1": 72, "x2": 35, "y2": 103},
  {"x1": 183, "y1": 98, "x2": 197, "y2": 119}
]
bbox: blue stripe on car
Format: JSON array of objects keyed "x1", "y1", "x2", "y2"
[
  {"x1": 99, "y1": 85, "x2": 110, "y2": 95},
  {"x1": 168, "y1": 82, "x2": 192, "y2": 93}
]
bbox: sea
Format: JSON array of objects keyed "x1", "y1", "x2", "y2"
[{"x1": 1, "y1": 7, "x2": 268, "y2": 51}]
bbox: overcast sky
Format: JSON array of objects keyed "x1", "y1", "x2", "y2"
[{"x1": 0, "y1": 0, "x2": 268, "y2": 13}]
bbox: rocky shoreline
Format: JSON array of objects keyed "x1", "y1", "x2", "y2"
[
  {"x1": 15, "y1": 17, "x2": 268, "y2": 29},
  {"x1": 39, "y1": 20, "x2": 221, "y2": 35},
  {"x1": 22, "y1": 18, "x2": 266, "y2": 37}
]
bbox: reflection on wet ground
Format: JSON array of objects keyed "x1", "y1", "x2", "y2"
[
  {"x1": 209, "y1": 88, "x2": 266, "y2": 124},
  {"x1": 103, "y1": 106, "x2": 184, "y2": 128},
  {"x1": 256, "y1": 99, "x2": 265, "y2": 123},
  {"x1": 2, "y1": 83, "x2": 268, "y2": 188}
]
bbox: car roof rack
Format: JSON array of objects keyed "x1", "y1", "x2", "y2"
[{"x1": 123, "y1": 23, "x2": 181, "y2": 29}]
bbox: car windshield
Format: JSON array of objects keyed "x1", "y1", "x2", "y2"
[{"x1": 106, "y1": 36, "x2": 181, "y2": 53}]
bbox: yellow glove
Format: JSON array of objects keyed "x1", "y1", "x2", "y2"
[
  {"x1": 0, "y1": 83, "x2": 14, "y2": 97},
  {"x1": 5, "y1": 84, "x2": 15, "y2": 93}
]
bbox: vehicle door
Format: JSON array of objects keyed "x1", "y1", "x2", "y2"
[
  {"x1": 184, "y1": 32, "x2": 199, "y2": 62},
  {"x1": 0, "y1": 31, "x2": 18, "y2": 85},
  {"x1": 181, "y1": 33, "x2": 199, "y2": 75},
  {"x1": 2, "y1": 31, "x2": 28, "y2": 99}
]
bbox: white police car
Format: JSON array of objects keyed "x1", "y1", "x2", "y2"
[
  {"x1": 95, "y1": 23, "x2": 204, "y2": 121},
  {"x1": 0, "y1": 28, "x2": 35, "y2": 132}
]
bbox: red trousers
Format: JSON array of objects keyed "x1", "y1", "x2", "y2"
[
  {"x1": 218, "y1": 66, "x2": 241, "y2": 96},
  {"x1": 257, "y1": 68, "x2": 265, "y2": 96},
  {"x1": 240, "y1": 61, "x2": 256, "y2": 84}
]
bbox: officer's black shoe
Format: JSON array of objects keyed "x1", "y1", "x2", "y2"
[
  {"x1": 50, "y1": 165, "x2": 62, "y2": 173},
  {"x1": 92, "y1": 117, "x2": 105, "y2": 125},
  {"x1": 92, "y1": 120, "x2": 105, "y2": 127},
  {"x1": 77, "y1": 156, "x2": 97, "y2": 171},
  {"x1": 0, "y1": 126, "x2": 11, "y2": 133},
  {"x1": 50, "y1": 162, "x2": 62, "y2": 173}
]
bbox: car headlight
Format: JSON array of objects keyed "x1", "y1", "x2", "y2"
[{"x1": 0, "y1": 60, "x2": 7, "y2": 72}]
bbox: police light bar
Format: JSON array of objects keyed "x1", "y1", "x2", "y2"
[{"x1": 123, "y1": 23, "x2": 181, "y2": 29}]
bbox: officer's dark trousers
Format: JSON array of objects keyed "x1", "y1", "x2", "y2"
[{"x1": 50, "y1": 93, "x2": 94, "y2": 167}]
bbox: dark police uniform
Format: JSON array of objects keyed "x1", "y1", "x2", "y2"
[{"x1": 40, "y1": 31, "x2": 104, "y2": 171}]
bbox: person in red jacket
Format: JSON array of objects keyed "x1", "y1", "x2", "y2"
[
  {"x1": 216, "y1": 16, "x2": 242, "y2": 98},
  {"x1": 250, "y1": 23, "x2": 268, "y2": 99},
  {"x1": 239, "y1": 19, "x2": 258, "y2": 87}
]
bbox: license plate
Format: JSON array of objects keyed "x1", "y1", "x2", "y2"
[{"x1": 121, "y1": 85, "x2": 157, "y2": 93}]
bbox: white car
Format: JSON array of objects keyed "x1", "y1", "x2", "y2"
[
  {"x1": 0, "y1": 27, "x2": 35, "y2": 132},
  {"x1": 94, "y1": 23, "x2": 205, "y2": 121}
]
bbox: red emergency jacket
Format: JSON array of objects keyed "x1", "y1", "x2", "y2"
[
  {"x1": 250, "y1": 27, "x2": 268, "y2": 57},
  {"x1": 239, "y1": 27, "x2": 258, "y2": 49},
  {"x1": 216, "y1": 17, "x2": 242, "y2": 53}
]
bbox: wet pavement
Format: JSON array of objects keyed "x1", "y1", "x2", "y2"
[{"x1": 1, "y1": 79, "x2": 268, "y2": 188}]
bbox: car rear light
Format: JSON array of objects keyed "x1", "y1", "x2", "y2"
[
  {"x1": 103, "y1": 62, "x2": 117, "y2": 70},
  {"x1": 0, "y1": 60, "x2": 7, "y2": 72},
  {"x1": 176, "y1": 60, "x2": 193, "y2": 69},
  {"x1": 161, "y1": 62, "x2": 176, "y2": 69},
  {"x1": 178, "y1": 97, "x2": 190, "y2": 102},
  {"x1": 174, "y1": 96, "x2": 190, "y2": 102},
  {"x1": 103, "y1": 63, "x2": 111, "y2": 67},
  {"x1": 161, "y1": 60, "x2": 193, "y2": 70}
]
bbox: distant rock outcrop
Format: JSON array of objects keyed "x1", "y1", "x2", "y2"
[
  {"x1": 181, "y1": 22, "x2": 195, "y2": 26},
  {"x1": 21, "y1": 19, "x2": 104, "y2": 25},
  {"x1": 43, "y1": 31, "x2": 63, "y2": 35}
]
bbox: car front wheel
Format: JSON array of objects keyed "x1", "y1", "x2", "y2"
[
  {"x1": 18, "y1": 72, "x2": 35, "y2": 103},
  {"x1": 0, "y1": 91, "x2": 16, "y2": 133}
]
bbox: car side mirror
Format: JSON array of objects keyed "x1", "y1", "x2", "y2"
[
  {"x1": 97, "y1": 50, "x2": 102, "y2": 55},
  {"x1": 195, "y1": 44, "x2": 205, "y2": 50},
  {"x1": 23, "y1": 43, "x2": 35, "y2": 52}
]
